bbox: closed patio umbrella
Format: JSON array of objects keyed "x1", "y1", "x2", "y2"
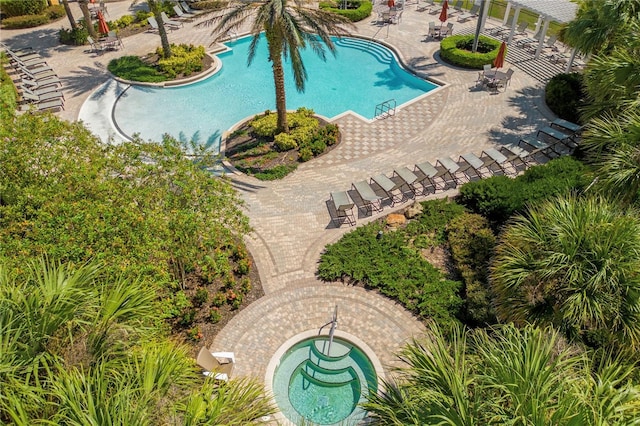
[
  {"x1": 97, "y1": 10, "x2": 109, "y2": 35},
  {"x1": 493, "y1": 41, "x2": 506, "y2": 69},
  {"x1": 439, "y1": 0, "x2": 449, "y2": 24}
]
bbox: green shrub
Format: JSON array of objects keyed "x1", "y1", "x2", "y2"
[
  {"x1": 156, "y1": 44, "x2": 205, "y2": 78},
  {"x1": 318, "y1": 221, "x2": 462, "y2": 324},
  {"x1": 193, "y1": 288, "x2": 209, "y2": 307},
  {"x1": 45, "y1": 4, "x2": 65, "y2": 20},
  {"x1": 319, "y1": 0, "x2": 373, "y2": 22},
  {"x1": 1, "y1": 54, "x2": 18, "y2": 121},
  {"x1": 2, "y1": 14, "x2": 49, "y2": 29},
  {"x1": 59, "y1": 27, "x2": 88, "y2": 46},
  {"x1": 458, "y1": 156, "x2": 590, "y2": 226},
  {"x1": 545, "y1": 73, "x2": 585, "y2": 124},
  {"x1": 309, "y1": 139, "x2": 327, "y2": 156},
  {"x1": 404, "y1": 198, "x2": 467, "y2": 243},
  {"x1": 253, "y1": 164, "x2": 297, "y2": 180},
  {"x1": 299, "y1": 147, "x2": 313, "y2": 162},
  {"x1": 107, "y1": 56, "x2": 167, "y2": 82},
  {"x1": 209, "y1": 308, "x2": 222, "y2": 323},
  {"x1": 446, "y1": 213, "x2": 496, "y2": 326},
  {"x1": 110, "y1": 14, "x2": 136, "y2": 29},
  {"x1": 274, "y1": 132, "x2": 298, "y2": 151},
  {"x1": 0, "y1": 0, "x2": 46, "y2": 17},
  {"x1": 440, "y1": 35, "x2": 502, "y2": 69},
  {"x1": 251, "y1": 112, "x2": 278, "y2": 138}
]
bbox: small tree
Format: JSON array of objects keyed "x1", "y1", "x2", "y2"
[{"x1": 78, "y1": 0, "x2": 97, "y2": 38}]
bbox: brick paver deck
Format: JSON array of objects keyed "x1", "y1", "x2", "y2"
[{"x1": 3, "y1": 0, "x2": 559, "y2": 389}]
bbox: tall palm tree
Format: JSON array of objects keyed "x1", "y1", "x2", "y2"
[
  {"x1": 78, "y1": 0, "x2": 98, "y2": 39},
  {"x1": 490, "y1": 195, "x2": 640, "y2": 350},
  {"x1": 60, "y1": 0, "x2": 78, "y2": 30},
  {"x1": 198, "y1": 0, "x2": 353, "y2": 133},
  {"x1": 363, "y1": 323, "x2": 640, "y2": 425},
  {"x1": 147, "y1": 0, "x2": 172, "y2": 58}
]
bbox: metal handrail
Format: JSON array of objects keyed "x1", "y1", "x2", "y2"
[{"x1": 374, "y1": 99, "x2": 397, "y2": 119}]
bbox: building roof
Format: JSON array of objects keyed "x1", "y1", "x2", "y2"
[{"x1": 509, "y1": 0, "x2": 578, "y2": 24}]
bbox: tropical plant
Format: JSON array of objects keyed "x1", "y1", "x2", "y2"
[
  {"x1": 197, "y1": 0, "x2": 353, "y2": 133},
  {"x1": 78, "y1": 0, "x2": 98, "y2": 38},
  {"x1": 491, "y1": 194, "x2": 640, "y2": 350},
  {"x1": 363, "y1": 322, "x2": 640, "y2": 425},
  {"x1": 147, "y1": 0, "x2": 173, "y2": 58}
]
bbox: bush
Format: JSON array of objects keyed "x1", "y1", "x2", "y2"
[
  {"x1": 156, "y1": 44, "x2": 205, "y2": 78},
  {"x1": 251, "y1": 112, "x2": 278, "y2": 138},
  {"x1": 209, "y1": 308, "x2": 222, "y2": 323},
  {"x1": 458, "y1": 156, "x2": 590, "y2": 226},
  {"x1": 318, "y1": 221, "x2": 462, "y2": 325},
  {"x1": 107, "y1": 56, "x2": 167, "y2": 82},
  {"x1": 254, "y1": 164, "x2": 297, "y2": 180},
  {"x1": 45, "y1": 4, "x2": 65, "y2": 20},
  {"x1": 299, "y1": 147, "x2": 313, "y2": 162},
  {"x1": 447, "y1": 213, "x2": 496, "y2": 326},
  {"x1": 59, "y1": 27, "x2": 88, "y2": 46},
  {"x1": 319, "y1": 0, "x2": 373, "y2": 22},
  {"x1": 110, "y1": 14, "x2": 136, "y2": 30},
  {"x1": 0, "y1": 0, "x2": 46, "y2": 18},
  {"x1": 193, "y1": 288, "x2": 209, "y2": 307},
  {"x1": 2, "y1": 14, "x2": 49, "y2": 29},
  {"x1": 440, "y1": 35, "x2": 502, "y2": 69},
  {"x1": 404, "y1": 198, "x2": 467, "y2": 243},
  {"x1": 0, "y1": 54, "x2": 18, "y2": 121},
  {"x1": 545, "y1": 73, "x2": 585, "y2": 124},
  {"x1": 274, "y1": 132, "x2": 298, "y2": 151}
]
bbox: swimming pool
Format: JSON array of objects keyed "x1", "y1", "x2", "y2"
[
  {"x1": 113, "y1": 34, "x2": 438, "y2": 149},
  {"x1": 272, "y1": 336, "x2": 378, "y2": 425}
]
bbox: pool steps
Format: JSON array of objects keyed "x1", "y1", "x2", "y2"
[{"x1": 335, "y1": 38, "x2": 394, "y2": 65}]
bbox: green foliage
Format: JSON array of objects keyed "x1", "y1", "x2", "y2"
[
  {"x1": 318, "y1": 221, "x2": 462, "y2": 325},
  {"x1": 404, "y1": 198, "x2": 467, "y2": 243},
  {"x1": 299, "y1": 147, "x2": 313, "y2": 162},
  {"x1": 193, "y1": 288, "x2": 209, "y2": 307},
  {"x1": 107, "y1": 56, "x2": 167, "y2": 82},
  {"x1": 446, "y1": 213, "x2": 496, "y2": 326},
  {"x1": 545, "y1": 73, "x2": 586, "y2": 124},
  {"x1": 440, "y1": 35, "x2": 502, "y2": 69},
  {"x1": 251, "y1": 111, "x2": 279, "y2": 138},
  {"x1": 156, "y1": 44, "x2": 206, "y2": 78},
  {"x1": 2, "y1": 13, "x2": 49, "y2": 29},
  {"x1": 0, "y1": 55, "x2": 17, "y2": 124},
  {"x1": 319, "y1": 0, "x2": 373, "y2": 22},
  {"x1": 110, "y1": 14, "x2": 136, "y2": 30},
  {"x1": 0, "y1": 0, "x2": 46, "y2": 17},
  {"x1": 253, "y1": 164, "x2": 298, "y2": 180},
  {"x1": 274, "y1": 132, "x2": 298, "y2": 151},
  {"x1": 458, "y1": 156, "x2": 590, "y2": 226},
  {"x1": 135, "y1": 10, "x2": 154, "y2": 23},
  {"x1": 209, "y1": 307, "x2": 222, "y2": 323},
  {"x1": 45, "y1": 4, "x2": 65, "y2": 20},
  {"x1": 59, "y1": 26, "x2": 88, "y2": 46}
]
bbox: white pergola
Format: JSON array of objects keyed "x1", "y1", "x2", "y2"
[{"x1": 478, "y1": 0, "x2": 579, "y2": 71}]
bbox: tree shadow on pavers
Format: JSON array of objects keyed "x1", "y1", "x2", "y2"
[
  {"x1": 486, "y1": 86, "x2": 551, "y2": 146},
  {"x1": 2, "y1": 28, "x2": 63, "y2": 58},
  {"x1": 227, "y1": 178, "x2": 265, "y2": 193},
  {"x1": 405, "y1": 56, "x2": 446, "y2": 79},
  {"x1": 61, "y1": 63, "x2": 112, "y2": 97}
]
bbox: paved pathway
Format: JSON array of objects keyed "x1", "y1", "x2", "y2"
[{"x1": 3, "y1": 0, "x2": 558, "y2": 386}]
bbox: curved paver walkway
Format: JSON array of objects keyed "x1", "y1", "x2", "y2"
[{"x1": 3, "y1": 0, "x2": 556, "y2": 386}]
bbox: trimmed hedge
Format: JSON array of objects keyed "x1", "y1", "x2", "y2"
[
  {"x1": 0, "y1": 0, "x2": 46, "y2": 18},
  {"x1": 319, "y1": 0, "x2": 372, "y2": 22},
  {"x1": 545, "y1": 73, "x2": 585, "y2": 125},
  {"x1": 2, "y1": 14, "x2": 49, "y2": 29},
  {"x1": 440, "y1": 35, "x2": 502, "y2": 69}
]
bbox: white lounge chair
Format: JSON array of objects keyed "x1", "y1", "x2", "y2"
[
  {"x1": 458, "y1": 4, "x2": 479, "y2": 22},
  {"x1": 351, "y1": 180, "x2": 383, "y2": 214},
  {"x1": 180, "y1": 1, "x2": 204, "y2": 15},
  {"x1": 330, "y1": 191, "x2": 356, "y2": 227},
  {"x1": 370, "y1": 173, "x2": 404, "y2": 206},
  {"x1": 196, "y1": 347, "x2": 235, "y2": 381},
  {"x1": 161, "y1": 11, "x2": 184, "y2": 29},
  {"x1": 19, "y1": 97, "x2": 64, "y2": 112},
  {"x1": 173, "y1": 4, "x2": 195, "y2": 19}
]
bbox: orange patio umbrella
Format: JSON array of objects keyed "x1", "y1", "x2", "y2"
[
  {"x1": 97, "y1": 10, "x2": 109, "y2": 35},
  {"x1": 387, "y1": 0, "x2": 395, "y2": 8},
  {"x1": 439, "y1": 0, "x2": 449, "y2": 24},
  {"x1": 493, "y1": 41, "x2": 506, "y2": 69}
]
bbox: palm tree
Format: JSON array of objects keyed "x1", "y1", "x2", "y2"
[
  {"x1": 363, "y1": 323, "x2": 640, "y2": 425},
  {"x1": 78, "y1": 0, "x2": 98, "y2": 39},
  {"x1": 581, "y1": 110, "x2": 640, "y2": 204},
  {"x1": 490, "y1": 195, "x2": 640, "y2": 350},
  {"x1": 198, "y1": 0, "x2": 353, "y2": 133},
  {"x1": 60, "y1": 0, "x2": 78, "y2": 30},
  {"x1": 147, "y1": 0, "x2": 172, "y2": 58}
]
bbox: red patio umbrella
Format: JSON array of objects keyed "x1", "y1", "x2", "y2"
[
  {"x1": 387, "y1": 0, "x2": 395, "y2": 8},
  {"x1": 439, "y1": 0, "x2": 449, "y2": 24},
  {"x1": 493, "y1": 41, "x2": 506, "y2": 69},
  {"x1": 97, "y1": 10, "x2": 109, "y2": 35}
]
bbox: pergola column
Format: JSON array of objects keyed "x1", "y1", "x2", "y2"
[
  {"x1": 534, "y1": 17, "x2": 550, "y2": 59},
  {"x1": 503, "y1": 1, "x2": 512, "y2": 25},
  {"x1": 507, "y1": 5, "x2": 521, "y2": 45}
]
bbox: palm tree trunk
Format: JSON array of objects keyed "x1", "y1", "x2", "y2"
[
  {"x1": 271, "y1": 52, "x2": 288, "y2": 133},
  {"x1": 78, "y1": 0, "x2": 98, "y2": 39},
  {"x1": 78, "y1": 0, "x2": 97, "y2": 38},
  {"x1": 61, "y1": 0, "x2": 78, "y2": 30},
  {"x1": 148, "y1": 0, "x2": 173, "y2": 59}
]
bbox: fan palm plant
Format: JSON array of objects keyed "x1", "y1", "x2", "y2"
[
  {"x1": 490, "y1": 195, "x2": 640, "y2": 350},
  {"x1": 197, "y1": 0, "x2": 353, "y2": 133}
]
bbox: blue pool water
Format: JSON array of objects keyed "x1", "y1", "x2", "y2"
[
  {"x1": 113, "y1": 34, "x2": 438, "y2": 149},
  {"x1": 272, "y1": 337, "x2": 377, "y2": 425}
]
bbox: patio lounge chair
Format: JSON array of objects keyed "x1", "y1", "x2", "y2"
[
  {"x1": 434, "y1": 157, "x2": 460, "y2": 187},
  {"x1": 417, "y1": 0, "x2": 435, "y2": 12},
  {"x1": 393, "y1": 167, "x2": 420, "y2": 196},
  {"x1": 550, "y1": 118, "x2": 583, "y2": 142},
  {"x1": 370, "y1": 173, "x2": 405, "y2": 206},
  {"x1": 180, "y1": 1, "x2": 204, "y2": 15},
  {"x1": 502, "y1": 22, "x2": 528, "y2": 41},
  {"x1": 414, "y1": 161, "x2": 443, "y2": 192},
  {"x1": 15, "y1": 63, "x2": 57, "y2": 80},
  {"x1": 173, "y1": 4, "x2": 195, "y2": 19},
  {"x1": 19, "y1": 98, "x2": 64, "y2": 112},
  {"x1": 20, "y1": 89, "x2": 64, "y2": 104},
  {"x1": 161, "y1": 12, "x2": 184, "y2": 29},
  {"x1": 20, "y1": 83, "x2": 63, "y2": 97},
  {"x1": 330, "y1": 191, "x2": 356, "y2": 227},
  {"x1": 351, "y1": 180, "x2": 383, "y2": 214},
  {"x1": 458, "y1": 4, "x2": 479, "y2": 22},
  {"x1": 516, "y1": 29, "x2": 543, "y2": 47},
  {"x1": 147, "y1": 16, "x2": 174, "y2": 32},
  {"x1": 454, "y1": 153, "x2": 484, "y2": 183},
  {"x1": 518, "y1": 136, "x2": 555, "y2": 161},
  {"x1": 499, "y1": 143, "x2": 529, "y2": 172},
  {"x1": 536, "y1": 126, "x2": 578, "y2": 152},
  {"x1": 487, "y1": 17, "x2": 514, "y2": 35},
  {"x1": 196, "y1": 347, "x2": 235, "y2": 382},
  {"x1": 21, "y1": 74, "x2": 61, "y2": 89},
  {"x1": 478, "y1": 148, "x2": 509, "y2": 176},
  {"x1": 451, "y1": 0, "x2": 464, "y2": 15}
]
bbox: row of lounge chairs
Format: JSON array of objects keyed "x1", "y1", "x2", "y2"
[
  {"x1": 328, "y1": 118, "x2": 583, "y2": 227},
  {"x1": 1, "y1": 44, "x2": 65, "y2": 112},
  {"x1": 147, "y1": 2, "x2": 204, "y2": 32}
]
